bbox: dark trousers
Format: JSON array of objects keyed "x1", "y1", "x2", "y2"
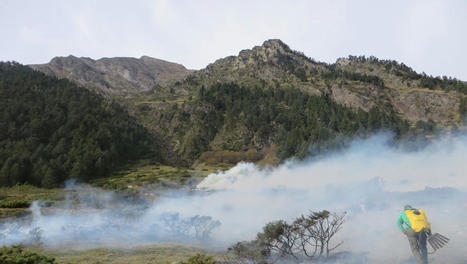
[{"x1": 406, "y1": 229, "x2": 428, "y2": 264}]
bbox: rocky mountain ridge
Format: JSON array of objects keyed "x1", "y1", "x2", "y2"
[
  {"x1": 334, "y1": 56, "x2": 465, "y2": 125},
  {"x1": 30, "y1": 39, "x2": 466, "y2": 126},
  {"x1": 184, "y1": 39, "x2": 465, "y2": 126},
  {"x1": 30, "y1": 55, "x2": 193, "y2": 96}
]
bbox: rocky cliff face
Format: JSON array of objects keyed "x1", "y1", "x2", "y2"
[{"x1": 30, "y1": 55, "x2": 192, "y2": 96}]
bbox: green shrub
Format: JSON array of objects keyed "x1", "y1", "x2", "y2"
[
  {"x1": 0, "y1": 245, "x2": 55, "y2": 264},
  {"x1": 228, "y1": 240, "x2": 269, "y2": 263},
  {"x1": 183, "y1": 253, "x2": 216, "y2": 264},
  {"x1": 0, "y1": 200, "x2": 31, "y2": 208}
]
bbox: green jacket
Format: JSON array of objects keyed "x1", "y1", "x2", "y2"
[
  {"x1": 397, "y1": 208, "x2": 431, "y2": 232},
  {"x1": 397, "y1": 211, "x2": 411, "y2": 232}
]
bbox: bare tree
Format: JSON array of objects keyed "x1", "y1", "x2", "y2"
[
  {"x1": 232, "y1": 210, "x2": 345, "y2": 263},
  {"x1": 294, "y1": 210, "x2": 345, "y2": 259},
  {"x1": 257, "y1": 220, "x2": 301, "y2": 262},
  {"x1": 190, "y1": 215, "x2": 221, "y2": 240},
  {"x1": 158, "y1": 213, "x2": 220, "y2": 241}
]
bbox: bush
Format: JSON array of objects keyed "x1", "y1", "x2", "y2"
[
  {"x1": 183, "y1": 253, "x2": 216, "y2": 264},
  {"x1": 229, "y1": 240, "x2": 269, "y2": 263},
  {"x1": 0, "y1": 245, "x2": 55, "y2": 264},
  {"x1": 460, "y1": 97, "x2": 467, "y2": 124},
  {"x1": 0, "y1": 199, "x2": 31, "y2": 208},
  {"x1": 230, "y1": 210, "x2": 346, "y2": 263}
]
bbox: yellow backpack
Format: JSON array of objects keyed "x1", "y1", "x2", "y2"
[{"x1": 406, "y1": 209, "x2": 431, "y2": 232}]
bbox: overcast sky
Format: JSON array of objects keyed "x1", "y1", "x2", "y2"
[{"x1": 1, "y1": 0, "x2": 466, "y2": 80}]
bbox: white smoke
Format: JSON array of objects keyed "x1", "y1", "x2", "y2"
[{"x1": 1, "y1": 133, "x2": 467, "y2": 263}]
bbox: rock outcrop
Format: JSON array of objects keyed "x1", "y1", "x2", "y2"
[{"x1": 30, "y1": 55, "x2": 192, "y2": 96}]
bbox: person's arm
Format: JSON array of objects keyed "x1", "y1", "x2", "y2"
[{"x1": 397, "y1": 212, "x2": 405, "y2": 232}]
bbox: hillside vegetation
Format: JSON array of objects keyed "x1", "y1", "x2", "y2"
[
  {"x1": 154, "y1": 83, "x2": 409, "y2": 161},
  {"x1": 336, "y1": 55, "x2": 467, "y2": 94},
  {"x1": 0, "y1": 62, "x2": 159, "y2": 187},
  {"x1": 126, "y1": 40, "x2": 464, "y2": 163},
  {"x1": 0, "y1": 245, "x2": 55, "y2": 264},
  {"x1": 4, "y1": 39, "x2": 465, "y2": 186}
]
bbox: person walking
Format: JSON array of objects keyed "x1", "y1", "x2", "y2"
[{"x1": 397, "y1": 205, "x2": 431, "y2": 264}]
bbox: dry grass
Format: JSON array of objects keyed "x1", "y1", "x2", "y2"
[
  {"x1": 91, "y1": 160, "x2": 230, "y2": 192},
  {"x1": 196, "y1": 149, "x2": 263, "y2": 165},
  {"x1": 91, "y1": 162, "x2": 194, "y2": 191},
  {"x1": 0, "y1": 185, "x2": 64, "y2": 219},
  {"x1": 256, "y1": 145, "x2": 280, "y2": 167},
  {"x1": 194, "y1": 147, "x2": 280, "y2": 167}
]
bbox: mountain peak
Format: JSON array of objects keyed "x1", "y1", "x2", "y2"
[
  {"x1": 49, "y1": 55, "x2": 80, "y2": 63},
  {"x1": 194, "y1": 39, "x2": 327, "y2": 96},
  {"x1": 234, "y1": 39, "x2": 300, "y2": 62},
  {"x1": 30, "y1": 55, "x2": 192, "y2": 96},
  {"x1": 261, "y1": 39, "x2": 290, "y2": 50}
]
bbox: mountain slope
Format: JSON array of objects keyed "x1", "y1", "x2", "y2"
[
  {"x1": 154, "y1": 83, "x2": 409, "y2": 162},
  {"x1": 30, "y1": 55, "x2": 192, "y2": 96},
  {"x1": 180, "y1": 39, "x2": 465, "y2": 125},
  {"x1": 335, "y1": 56, "x2": 467, "y2": 125},
  {"x1": 26, "y1": 40, "x2": 467, "y2": 166},
  {"x1": 0, "y1": 62, "x2": 164, "y2": 187},
  {"x1": 126, "y1": 40, "x2": 466, "y2": 164}
]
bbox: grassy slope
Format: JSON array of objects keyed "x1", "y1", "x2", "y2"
[
  {"x1": 31, "y1": 244, "x2": 228, "y2": 264},
  {"x1": 90, "y1": 159, "x2": 231, "y2": 191},
  {"x1": 0, "y1": 185, "x2": 64, "y2": 218},
  {"x1": 0, "y1": 161, "x2": 231, "y2": 219},
  {"x1": 1, "y1": 162, "x2": 233, "y2": 262}
]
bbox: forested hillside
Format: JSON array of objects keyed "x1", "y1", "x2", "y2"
[
  {"x1": 153, "y1": 83, "x2": 410, "y2": 162},
  {"x1": 181, "y1": 39, "x2": 464, "y2": 126},
  {"x1": 17, "y1": 39, "x2": 467, "y2": 177},
  {"x1": 128, "y1": 40, "x2": 465, "y2": 164},
  {"x1": 336, "y1": 55, "x2": 467, "y2": 94},
  {"x1": 0, "y1": 62, "x2": 158, "y2": 187}
]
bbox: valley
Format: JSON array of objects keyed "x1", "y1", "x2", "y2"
[{"x1": 1, "y1": 39, "x2": 467, "y2": 263}]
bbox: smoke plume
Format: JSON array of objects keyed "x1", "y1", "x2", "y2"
[{"x1": 1, "y1": 133, "x2": 466, "y2": 263}]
